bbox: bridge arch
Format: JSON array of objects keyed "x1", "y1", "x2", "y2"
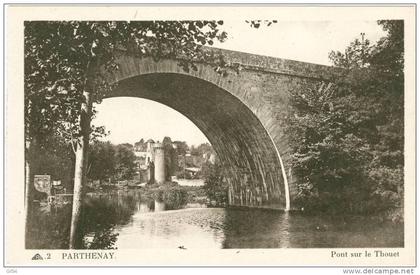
[{"x1": 107, "y1": 55, "x2": 293, "y2": 210}]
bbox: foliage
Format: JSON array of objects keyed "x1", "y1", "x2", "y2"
[
  {"x1": 87, "y1": 142, "x2": 137, "y2": 182},
  {"x1": 288, "y1": 21, "x2": 404, "y2": 218},
  {"x1": 85, "y1": 228, "x2": 119, "y2": 250},
  {"x1": 25, "y1": 22, "x2": 102, "y2": 146},
  {"x1": 162, "y1": 136, "x2": 177, "y2": 179},
  {"x1": 176, "y1": 169, "x2": 195, "y2": 180},
  {"x1": 29, "y1": 135, "x2": 75, "y2": 192},
  {"x1": 329, "y1": 33, "x2": 372, "y2": 69},
  {"x1": 26, "y1": 204, "x2": 72, "y2": 249},
  {"x1": 134, "y1": 138, "x2": 146, "y2": 151},
  {"x1": 87, "y1": 141, "x2": 115, "y2": 182},
  {"x1": 246, "y1": 20, "x2": 278, "y2": 28},
  {"x1": 153, "y1": 186, "x2": 189, "y2": 210},
  {"x1": 27, "y1": 192, "x2": 137, "y2": 249},
  {"x1": 190, "y1": 142, "x2": 213, "y2": 156},
  {"x1": 202, "y1": 161, "x2": 228, "y2": 206},
  {"x1": 113, "y1": 144, "x2": 137, "y2": 181},
  {"x1": 287, "y1": 83, "x2": 372, "y2": 213},
  {"x1": 79, "y1": 194, "x2": 136, "y2": 249},
  {"x1": 173, "y1": 141, "x2": 189, "y2": 156}
]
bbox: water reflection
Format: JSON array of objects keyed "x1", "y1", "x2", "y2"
[
  {"x1": 115, "y1": 208, "x2": 225, "y2": 249},
  {"x1": 104, "y1": 191, "x2": 403, "y2": 249},
  {"x1": 154, "y1": 200, "x2": 166, "y2": 212},
  {"x1": 27, "y1": 190, "x2": 404, "y2": 249},
  {"x1": 138, "y1": 201, "x2": 154, "y2": 213}
]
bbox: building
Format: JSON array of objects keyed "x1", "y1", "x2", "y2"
[
  {"x1": 133, "y1": 139, "x2": 165, "y2": 184},
  {"x1": 134, "y1": 139, "x2": 155, "y2": 169}
]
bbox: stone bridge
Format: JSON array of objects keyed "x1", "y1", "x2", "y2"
[{"x1": 107, "y1": 48, "x2": 337, "y2": 210}]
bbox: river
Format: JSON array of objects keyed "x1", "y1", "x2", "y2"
[{"x1": 80, "y1": 190, "x2": 403, "y2": 249}]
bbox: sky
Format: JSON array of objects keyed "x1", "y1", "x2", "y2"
[{"x1": 93, "y1": 20, "x2": 386, "y2": 146}]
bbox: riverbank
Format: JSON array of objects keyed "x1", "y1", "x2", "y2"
[{"x1": 85, "y1": 181, "x2": 210, "y2": 209}]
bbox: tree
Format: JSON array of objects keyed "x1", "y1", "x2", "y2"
[
  {"x1": 195, "y1": 143, "x2": 213, "y2": 156},
  {"x1": 88, "y1": 142, "x2": 139, "y2": 183},
  {"x1": 162, "y1": 136, "x2": 177, "y2": 180},
  {"x1": 24, "y1": 21, "x2": 110, "y2": 246},
  {"x1": 87, "y1": 141, "x2": 115, "y2": 183},
  {"x1": 114, "y1": 144, "x2": 137, "y2": 181},
  {"x1": 173, "y1": 141, "x2": 189, "y2": 157},
  {"x1": 119, "y1": 143, "x2": 134, "y2": 150},
  {"x1": 134, "y1": 138, "x2": 146, "y2": 151},
  {"x1": 287, "y1": 83, "x2": 372, "y2": 213},
  {"x1": 330, "y1": 20, "x2": 404, "y2": 217},
  {"x1": 288, "y1": 20, "x2": 404, "y2": 218}
]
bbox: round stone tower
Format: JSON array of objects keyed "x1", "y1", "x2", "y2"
[{"x1": 153, "y1": 142, "x2": 166, "y2": 184}]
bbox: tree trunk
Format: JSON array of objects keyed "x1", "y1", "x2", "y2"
[
  {"x1": 24, "y1": 139, "x2": 32, "y2": 248},
  {"x1": 69, "y1": 64, "x2": 95, "y2": 249},
  {"x1": 69, "y1": 89, "x2": 92, "y2": 249}
]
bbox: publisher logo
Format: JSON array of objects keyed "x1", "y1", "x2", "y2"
[{"x1": 31, "y1": 253, "x2": 43, "y2": 260}]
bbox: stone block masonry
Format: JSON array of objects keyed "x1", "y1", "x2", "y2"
[{"x1": 107, "y1": 48, "x2": 337, "y2": 210}]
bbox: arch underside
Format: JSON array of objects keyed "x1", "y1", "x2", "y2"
[{"x1": 110, "y1": 73, "x2": 286, "y2": 208}]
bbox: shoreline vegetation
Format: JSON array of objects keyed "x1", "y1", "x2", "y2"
[{"x1": 84, "y1": 181, "x2": 226, "y2": 209}]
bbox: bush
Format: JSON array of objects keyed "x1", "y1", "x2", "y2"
[{"x1": 152, "y1": 186, "x2": 188, "y2": 210}]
